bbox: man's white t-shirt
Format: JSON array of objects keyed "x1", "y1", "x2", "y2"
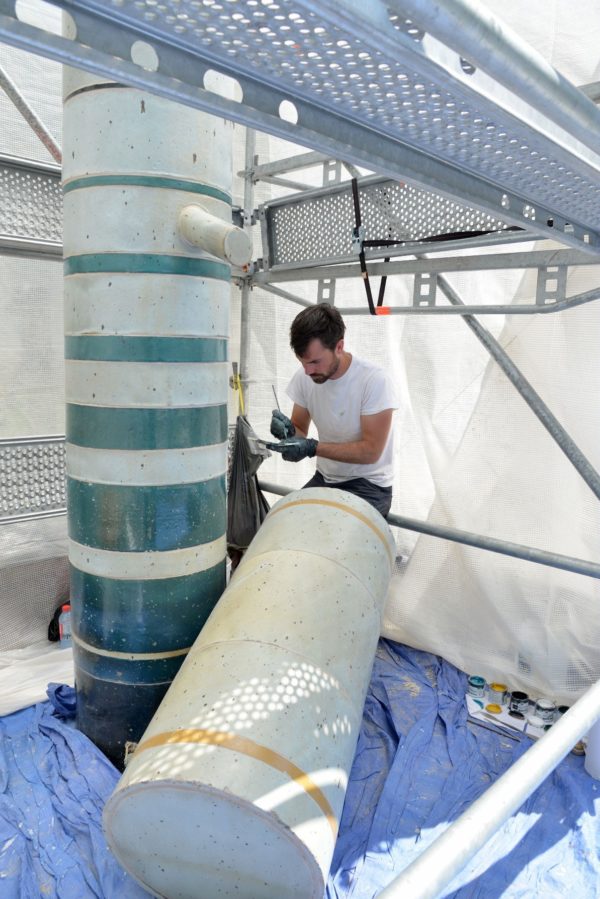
[{"x1": 286, "y1": 355, "x2": 398, "y2": 487}]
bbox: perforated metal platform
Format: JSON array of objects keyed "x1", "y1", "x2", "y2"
[
  {"x1": 0, "y1": 437, "x2": 66, "y2": 523},
  {"x1": 262, "y1": 175, "x2": 528, "y2": 271},
  {"x1": 1, "y1": 0, "x2": 599, "y2": 254},
  {"x1": 0, "y1": 155, "x2": 62, "y2": 255}
]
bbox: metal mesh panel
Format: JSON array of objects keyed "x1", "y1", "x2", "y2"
[
  {"x1": 0, "y1": 39, "x2": 62, "y2": 166},
  {"x1": 0, "y1": 255, "x2": 64, "y2": 439},
  {"x1": 88, "y1": 0, "x2": 600, "y2": 231},
  {"x1": 0, "y1": 438, "x2": 66, "y2": 522},
  {"x1": 266, "y1": 178, "x2": 515, "y2": 267},
  {"x1": 0, "y1": 160, "x2": 62, "y2": 243}
]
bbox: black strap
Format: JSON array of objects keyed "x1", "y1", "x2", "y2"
[
  {"x1": 351, "y1": 179, "x2": 521, "y2": 314},
  {"x1": 377, "y1": 257, "x2": 390, "y2": 307},
  {"x1": 362, "y1": 226, "x2": 521, "y2": 249},
  {"x1": 351, "y1": 178, "x2": 376, "y2": 315}
]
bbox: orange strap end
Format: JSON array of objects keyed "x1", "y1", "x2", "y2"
[{"x1": 375, "y1": 306, "x2": 391, "y2": 315}]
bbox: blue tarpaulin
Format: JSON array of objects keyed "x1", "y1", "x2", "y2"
[
  {"x1": 327, "y1": 641, "x2": 600, "y2": 898},
  {"x1": 1, "y1": 641, "x2": 598, "y2": 897},
  {"x1": 0, "y1": 688, "x2": 150, "y2": 898}
]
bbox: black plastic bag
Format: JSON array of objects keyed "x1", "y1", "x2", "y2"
[{"x1": 227, "y1": 415, "x2": 270, "y2": 556}]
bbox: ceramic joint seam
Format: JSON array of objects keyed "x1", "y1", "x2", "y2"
[
  {"x1": 231, "y1": 548, "x2": 386, "y2": 613},
  {"x1": 73, "y1": 633, "x2": 192, "y2": 662},
  {"x1": 269, "y1": 498, "x2": 395, "y2": 565}
]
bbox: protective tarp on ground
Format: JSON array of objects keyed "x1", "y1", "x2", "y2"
[
  {"x1": 327, "y1": 642, "x2": 600, "y2": 898},
  {"x1": 0, "y1": 686, "x2": 150, "y2": 898},
  {"x1": 1, "y1": 643, "x2": 598, "y2": 898}
]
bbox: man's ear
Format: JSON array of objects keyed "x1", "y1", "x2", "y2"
[{"x1": 335, "y1": 338, "x2": 344, "y2": 355}]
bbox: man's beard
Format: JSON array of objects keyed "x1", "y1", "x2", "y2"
[{"x1": 310, "y1": 356, "x2": 340, "y2": 383}]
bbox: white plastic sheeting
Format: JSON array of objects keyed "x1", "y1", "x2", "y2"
[
  {"x1": 0, "y1": 1, "x2": 67, "y2": 661},
  {"x1": 0, "y1": 639, "x2": 73, "y2": 716},
  {"x1": 0, "y1": 0, "x2": 598, "y2": 714},
  {"x1": 242, "y1": 2, "x2": 600, "y2": 706}
]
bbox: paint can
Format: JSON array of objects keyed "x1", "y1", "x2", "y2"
[
  {"x1": 556, "y1": 705, "x2": 570, "y2": 718},
  {"x1": 508, "y1": 690, "x2": 529, "y2": 714},
  {"x1": 534, "y1": 698, "x2": 556, "y2": 724},
  {"x1": 488, "y1": 683, "x2": 508, "y2": 705},
  {"x1": 467, "y1": 676, "x2": 486, "y2": 698},
  {"x1": 527, "y1": 714, "x2": 545, "y2": 730}
]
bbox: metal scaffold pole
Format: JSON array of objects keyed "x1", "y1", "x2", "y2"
[{"x1": 239, "y1": 127, "x2": 256, "y2": 414}]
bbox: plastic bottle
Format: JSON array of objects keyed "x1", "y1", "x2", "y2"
[{"x1": 58, "y1": 603, "x2": 72, "y2": 648}]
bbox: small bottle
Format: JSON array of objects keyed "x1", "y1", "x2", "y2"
[{"x1": 58, "y1": 603, "x2": 72, "y2": 648}]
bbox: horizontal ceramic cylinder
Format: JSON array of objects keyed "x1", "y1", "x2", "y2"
[
  {"x1": 63, "y1": 186, "x2": 230, "y2": 256},
  {"x1": 178, "y1": 203, "x2": 253, "y2": 266},
  {"x1": 104, "y1": 487, "x2": 395, "y2": 899}
]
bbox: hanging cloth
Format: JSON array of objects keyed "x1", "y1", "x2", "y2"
[{"x1": 227, "y1": 415, "x2": 270, "y2": 558}]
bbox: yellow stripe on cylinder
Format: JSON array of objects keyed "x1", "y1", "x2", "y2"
[{"x1": 104, "y1": 488, "x2": 396, "y2": 899}]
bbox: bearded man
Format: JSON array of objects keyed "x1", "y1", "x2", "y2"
[{"x1": 267, "y1": 303, "x2": 397, "y2": 519}]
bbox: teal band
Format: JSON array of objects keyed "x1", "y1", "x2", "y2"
[
  {"x1": 66, "y1": 403, "x2": 228, "y2": 450},
  {"x1": 64, "y1": 254, "x2": 230, "y2": 280},
  {"x1": 68, "y1": 476, "x2": 226, "y2": 551},
  {"x1": 65, "y1": 335, "x2": 228, "y2": 363},
  {"x1": 70, "y1": 562, "x2": 225, "y2": 653},
  {"x1": 63, "y1": 174, "x2": 231, "y2": 205}
]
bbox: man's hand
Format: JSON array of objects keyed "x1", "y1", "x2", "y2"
[
  {"x1": 270, "y1": 410, "x2": 296, "y2": 440},
  {"x1": 266, "y1": 437, "x2": 318, "y2": 462}
]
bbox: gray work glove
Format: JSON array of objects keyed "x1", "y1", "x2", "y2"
[
  {"x1": 270, "y1": 409, "x2": 296, "y2": 440},
  {"x1": 266, "y1": 437, "x2": 318, "y2": 463}
]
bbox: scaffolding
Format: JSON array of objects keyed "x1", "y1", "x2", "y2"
[{"x1": 1, "y1": 2, "x2": 600, "y2": 897}]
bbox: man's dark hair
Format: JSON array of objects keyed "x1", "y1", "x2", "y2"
[{"x1": 290, "y1": 304, "x2": 346, "y2": 357}]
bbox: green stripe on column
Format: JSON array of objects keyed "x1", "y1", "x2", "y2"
[
  {"x1": 63, "y1": 174, "x2": 232, "y2": 204},
  {"x1": 65, "y1": 335, "x2": 228, "y2": 362},
  {"x1": 64, "y1": 254, "x2": 230, "y2": 279},
  {"x1": 66, "y1": 404, "x2": 228, "y2": 450},
  {"x1": 71, "y1": 562, "x2": 226, "y2": 653},
  {"x1": 68, "y1": 476, "x2": 226, "y2": 551}
]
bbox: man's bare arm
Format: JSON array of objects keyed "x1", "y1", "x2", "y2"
[
  {"x1": 290, "y1": 403, "x2": 311, "y2": 438},
  {"x1": 315, "y1": 409, "x2": 393, "y2": 465}
]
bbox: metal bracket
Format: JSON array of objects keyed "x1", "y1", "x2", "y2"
[
  {"x1": 536, "y1": 265, "x2": 568, "y2": 306},
  {"x1": 413, "y1": 273, "x2": 438, "y2": 307},
  {"x1": 317, "y1": 279, "x2": 336, "y2": 305},
  {"x1": 322, "y1": 158, "x2": 342, "y2": 186}
]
